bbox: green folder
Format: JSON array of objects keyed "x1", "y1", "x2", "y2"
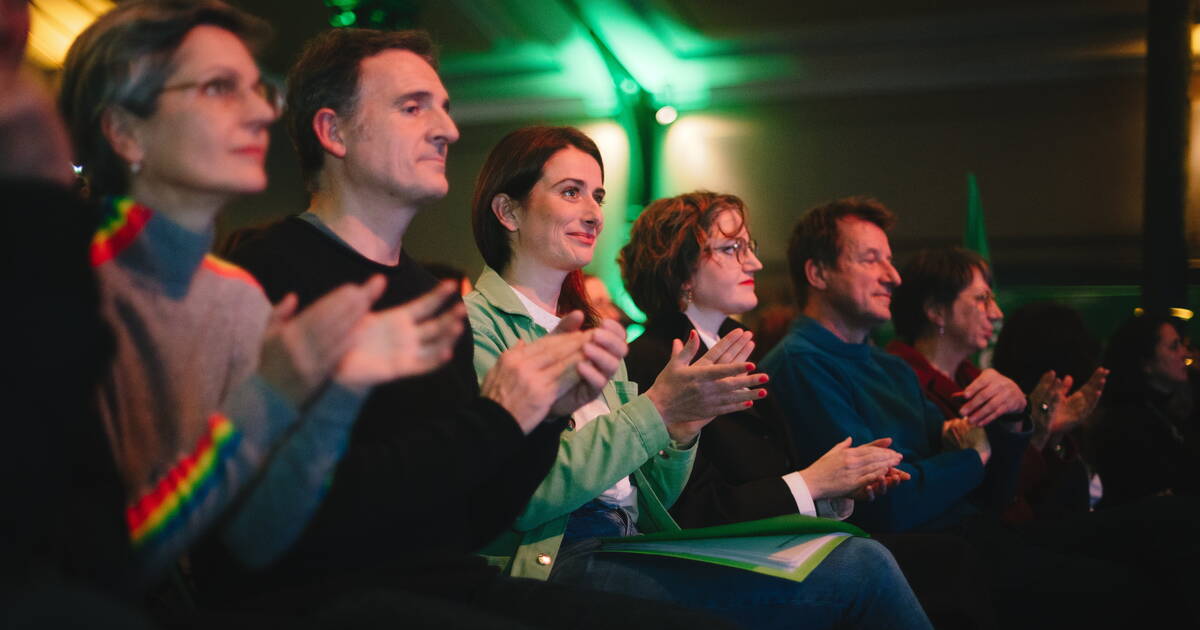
[{"x1": 599, "y1": 514, "x2": 868, "y2": 582}]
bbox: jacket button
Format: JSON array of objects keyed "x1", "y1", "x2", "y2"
[
  {"x1": 536, "y1": 553, "x2": 552, "y2": 566},
  {"x1": 658, "y1": 449, "x2": 669, "y2": 459}
]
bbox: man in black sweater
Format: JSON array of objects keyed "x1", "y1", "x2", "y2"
[{"x1": 201, "y1": 28, "x2": 724, "y2": 630}]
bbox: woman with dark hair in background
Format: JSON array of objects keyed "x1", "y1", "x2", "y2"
[
  {"x1": 1091, "y1": 313, "x2": 1197, "y2": 507},
  {"x1": 466, "y1": 125, "x2": 933, "y2": 630},
  {"x1": 991, "y1": 302, "x2": 1106, "y2": 518},
  {"x1": 891, "y1": 250, "x2": 1200, "y2": 626},
  {"x1": 58, "y1": 0, "x2": 464, "y2": 589},
  {"x1": 888, "y1": 249, "x2": 1106, "y2": 522}
]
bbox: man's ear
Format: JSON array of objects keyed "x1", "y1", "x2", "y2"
[
  {"x1": 100, "y1": 106, "x2": 144, "y2": 166},
  {"x1": 312, "y1": 107, "x2": 347, "y2": 158},
  {"x1": 804, "y1": 258, "x2": 828, "y2": 291},
  {"x1": 491, "y1": 193, "x2": 520, "y2": 232}
]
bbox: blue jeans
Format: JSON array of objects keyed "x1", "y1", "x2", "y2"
[{"x1": 549, "y1": 535, "x2": 932, "y2": 630}]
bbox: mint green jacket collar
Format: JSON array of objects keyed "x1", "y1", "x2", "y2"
[
  {"x1": 473, "y1": 265, "x2": 532, "y2": 323},
  {"x1": 472, "y1": 266, "x2": 633, "y2": 414}
]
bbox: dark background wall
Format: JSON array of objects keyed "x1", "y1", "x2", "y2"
[
  {"x1": 219, "y1": 74, "x2": 1152, "y2": 284},
  {"x1": 207, "y1": 0, "x2": 1197, "y2": 340}
]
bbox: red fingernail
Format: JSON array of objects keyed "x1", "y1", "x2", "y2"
[
  {"x1": 758, "y1": 374, "x2": 768, "y2": 384},
  {"x1": 745, "y1": 362, "x2": 755, "y2": 372},
  {"x1": 757, "y1": 389, "x2": 767, "y2": 398},
  {"x1": 743, "y1": 401, "x2": 753, "y2": 408}
]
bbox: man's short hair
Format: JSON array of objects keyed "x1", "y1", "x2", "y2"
[
  {"x1": 786, "y1": 196, "x2": 895, "y2": 308},
  {"x1": 286, "y1": 28, "x2": 436, "y2": 193}
]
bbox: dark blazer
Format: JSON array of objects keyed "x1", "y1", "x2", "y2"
[{"x1": 625, "y1": 312, "x2": 802, "y2": 528}]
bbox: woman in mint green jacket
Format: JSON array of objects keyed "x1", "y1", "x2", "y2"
[{"x1": 463, "y1": 125, "x2": 932, "y2": 630}]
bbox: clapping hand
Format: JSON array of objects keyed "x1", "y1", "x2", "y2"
[
  {"x1": 959, "y1": 368, "x2": 1027, "y2": 427},
  {"x1": 259, "y1": 275, "x2": 387, "y2": 407},
  {"x1": 644, "y1": 329, "x2": 767, "y2": 444},
  {"x1": 800, "y1": 437, "x2": 903, "y2": 500},
  {"x1": 549, "y1": 315, "x2": 628, "y2": 417},
  {"x1": 852, "y1": 466, "x2": 912, "y2": 502},
  {"x1": 942, "y1": 417, "x2": 992, "y2": 466},
  {"x1": 335, "y1": 280, "x2": 466, "y2": 391},
  {"x1": 481, "y1": 324, "x2": 592, "y2": 435},
  {"x1": 1028, "y1": 367, "x2": 1108, "y2": 450}
]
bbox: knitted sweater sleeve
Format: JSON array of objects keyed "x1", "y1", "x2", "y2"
[
  {"x1": 121, "y1": 275, "x2": 366, "y2": 580},
  {"x1": 216, "y1": 381, "x2": 366, "y2": 568},
  {"x1": 120, "y1": 371, "x2": 299, "y2": 581}
]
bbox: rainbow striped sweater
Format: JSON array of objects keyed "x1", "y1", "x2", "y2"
[{"x1": 92, "y1": 197, "x2": 364, "y2": 585}]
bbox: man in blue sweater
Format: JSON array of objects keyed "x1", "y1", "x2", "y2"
[
  {"x1": 761, "y1": 197, "x2": 1162, "y2": 629},
  {"x1": 760, "y1": 196, "x2": 1028, "y2": 533}
]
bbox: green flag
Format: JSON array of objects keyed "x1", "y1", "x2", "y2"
[{"x1": 965, "y1": 172, "x2": 991, "y2": 263}]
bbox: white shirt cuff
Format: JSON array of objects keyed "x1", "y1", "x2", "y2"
[{"x1": 782, "y1": 472, "x2": 818, "y2": 517}]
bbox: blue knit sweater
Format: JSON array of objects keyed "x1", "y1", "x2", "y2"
[{"x1": 761, "y1": 316, "x2": 1019, "y2": 533}]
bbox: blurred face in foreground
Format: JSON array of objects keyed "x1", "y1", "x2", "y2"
[{"x1": 118, "y1": 25, "x2": 278, "y2": 203}]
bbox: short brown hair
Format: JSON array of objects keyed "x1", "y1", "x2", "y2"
[
  {"x1": 787, "y1": 196, "x2": 895, "y2": 308},
  {"x1": 619, "y1": 191, "x2": 748, "y2": 317},
  {"x1": 59, "y1": 0, "x2": 268, "y2": 198},
  {"x1": 286, "y1": 28, "x2": 436, "y2": 193},
  {"x1": 891, "y1": 247, "x2": 991, "y2": 342}
]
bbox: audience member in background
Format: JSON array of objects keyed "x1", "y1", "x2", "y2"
[
  {"x1": 761, "y1": 200, "x2": 1031, "y2": 534},
  {"x1": 990, "y1": 301, "x2": 1105, "y2": 517},
  {"x1": 212, "y1": 27, "x2": 716, "y2": 630},
  {"x1": 59, "y1": 0, "x2": 463, "y2": 591},
  {"x1": 1091, "y1": 313, "x2": 1197, "y2": 507},
  {"x1": 993, "y1": 304, "x2": 1200, "y2": 623},
  {"x1": 583, "y1": 273, "x2": 631, "y2": 328},
  {"x1": 759, "y1": 197, "x2": 1179, "y2": 629},
  {"x1": 467, "y1": 126, "x2": 933, "y2": 630},
  {"x1": 620, "y1": 191, "x2": 1001, "y2": 630},
  {"x1": 621, "y1": 192, "x2": 905, "y2": 526},
  {"x1": 888, "y1": 250, "x2": 1107, "y2": 523}
]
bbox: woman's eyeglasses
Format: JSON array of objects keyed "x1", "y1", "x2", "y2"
[
  {"x1": 158, "y1": 73, "x2": 285, "y2": 115},
  {"x1": 706, "y1": 238, "x2": 759, "y2": 263}
]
